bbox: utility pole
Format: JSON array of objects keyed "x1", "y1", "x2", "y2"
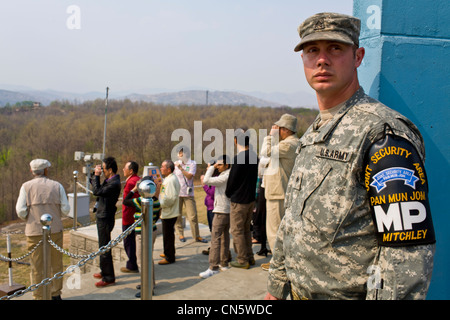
[{"x1": 102, "y1": 87, "x2": 109, "y2": 157}]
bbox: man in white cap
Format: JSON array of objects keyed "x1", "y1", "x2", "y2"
[
  {"x1": 259, "y1": 114, "x2": 299, "y2": 271},
  {"x1": 16, "y1": 159, "x2": 70, "y2": 300}
]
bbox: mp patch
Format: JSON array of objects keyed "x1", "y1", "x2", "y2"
[{"x1": 364, "y1": 133, "x2": 436, "y2": 247}]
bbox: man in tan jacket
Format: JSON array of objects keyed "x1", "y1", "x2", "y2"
[
  {"x1": 260, "y1": 114, "x2": 299, "y2": 269},
  {"x1": 158, "y1": 160, "x2": 181, "y2": 265},
  {"x1": 16, "y1": 159, "x2": 70, "y2": 299}
]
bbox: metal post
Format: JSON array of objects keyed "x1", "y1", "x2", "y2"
[
  {"x1": 140, "y1": 198, "x2": 153, "y2": 300},
  {"x1": 85, "y1": 162, "x2": 91, "y2": 194},
  {"x1": 73, "y1": 171, "x2": 78, "y2": 230},
  {"x1": 0, "y1": 235, "x2": 25, "y2": 297},
  {"x1": 40, "y1": 214, "x2": 53, "y2": 301},
  {"x1": 7, "y1": 235, "x2": 13, "y2": 286}
]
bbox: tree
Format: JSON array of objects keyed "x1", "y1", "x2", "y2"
[{"x1": 0, "y1": 99, "x2": 318, "y2": 224}]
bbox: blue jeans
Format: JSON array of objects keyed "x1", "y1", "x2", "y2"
[{"x1": 207, "y1": 209, "x2": 215, "y2": 232}]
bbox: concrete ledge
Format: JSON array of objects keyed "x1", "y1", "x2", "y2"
[
  {"x1": 14, "y1": 219, "x2": 270, "y2": 300},
  {"x1": 69, "y1": 218, "x2": 164, "y2": 273}
]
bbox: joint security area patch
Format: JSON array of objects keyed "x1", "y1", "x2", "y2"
[{"x1": 364, "y1": 134, "x2": 435, "y2": 247}]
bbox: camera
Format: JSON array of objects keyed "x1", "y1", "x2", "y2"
[{"x1": 187, "y1": 187, "x2": 193, "y2": 194}]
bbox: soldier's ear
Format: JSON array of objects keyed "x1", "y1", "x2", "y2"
[{"x1": 355, "y1": 47, "x2": 365, "y2": 68}]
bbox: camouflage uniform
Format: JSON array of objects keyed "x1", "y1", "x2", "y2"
[{"x1": 267, "y1": 88, "x2": 435, "y2": 300}]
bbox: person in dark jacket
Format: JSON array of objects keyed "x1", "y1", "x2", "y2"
[
  {"x1": 90, "y1": 156, "x2": 122, "y2": 287},
  {"x1": 225, "y1": 129, "x2": 258, "y2": 269}
]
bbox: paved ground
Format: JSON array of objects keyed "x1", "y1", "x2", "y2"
[{"x1": 12, "y1": 222, "x2": 271, "y2": 300}]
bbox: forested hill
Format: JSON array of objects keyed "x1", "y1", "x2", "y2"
[{"x1": 0, "y1": 99, "x2": 318, "y2": 223}]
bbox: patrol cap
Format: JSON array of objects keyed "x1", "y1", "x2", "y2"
[
  {"x1": 30, "y1": 159, "x2": 51, "y2": 171},
  {"x1": 294, "y1": 12, "x2": 361, "y2": 52}
]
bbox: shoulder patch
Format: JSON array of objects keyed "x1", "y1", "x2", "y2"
[{"x1": 364, "y1": 134, "x2": 435, "y2": 247}]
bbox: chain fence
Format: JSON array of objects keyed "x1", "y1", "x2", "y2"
[
  {"x1": 0, "y1": 216, "x2": 143, "y2": 300},
  {"x1": 0, "y1": 240, "x2": 42, "y2": 263}
]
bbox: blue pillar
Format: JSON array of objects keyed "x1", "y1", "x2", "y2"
[{"x1": 354, "y1": 0, "x2": 450, "y2": 300}]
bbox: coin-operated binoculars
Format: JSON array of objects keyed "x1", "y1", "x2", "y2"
[{"x1": 138, "y1": 179, "x2": 156, "y2": 300}]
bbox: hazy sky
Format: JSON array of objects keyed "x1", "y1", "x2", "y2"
[{"x1": 0, "y1": 0, "x2": 353, "y2": 95}]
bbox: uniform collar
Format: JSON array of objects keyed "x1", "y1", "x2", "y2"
[{"x1": 311, "y1": 87, "x2": 366, "y2": 143}]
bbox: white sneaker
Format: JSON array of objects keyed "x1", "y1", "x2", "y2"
[
  {"x1": 199, "y1": 268, "x2": 219, "y2": 279},
  {"x1": 219, "y1": 265, "x2": 230, "y2": 271}
]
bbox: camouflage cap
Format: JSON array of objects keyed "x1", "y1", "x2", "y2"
[{"x1": 294, "y1": 12, "x2": 361, "y2": 52}]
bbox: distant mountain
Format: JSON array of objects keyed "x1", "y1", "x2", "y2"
[
  {"x1": 240, "y1": 90, "x2": 318, "y2": 109},
  {"x1": 123, "y1": 90, "x2": 282, "y2": 108},
  {"x1": 0, "y1": 86, "x2": 318, "y2": 109},
  {"x1": 0, "y1": 89, "x2": 39, "y2": 106},
  {"x1": 0, "y1": 89, "x2": 114, "y2": 106},
  {"x1": 0, "y1": 89, "x2": 99, "y2": 106}
]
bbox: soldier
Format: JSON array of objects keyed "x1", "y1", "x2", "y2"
[{"x1": 266, "y1": 12, "x2": 436, "y2": 300}]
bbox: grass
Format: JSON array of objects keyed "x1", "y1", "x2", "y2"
[
  {"x1": 192, "y1": 185, "x2": 209, "y2": 225},
  {"x1": 0, "y1": 223, "x2": 75, "y2": 290},
  {"x1": 0, "y1": 234, "x2": 32, "y2": 288},
  {"x1": 0, "y1": 185, "x2": 209, "y2": 292}
]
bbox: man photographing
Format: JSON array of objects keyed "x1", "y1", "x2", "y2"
[{"x1": 90, "y1": 156, "x2": 121, "y2": 287}]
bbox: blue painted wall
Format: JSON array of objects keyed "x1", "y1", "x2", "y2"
[{"x1": 354, "y1": 0, "x2": 450, "y2": 299}]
